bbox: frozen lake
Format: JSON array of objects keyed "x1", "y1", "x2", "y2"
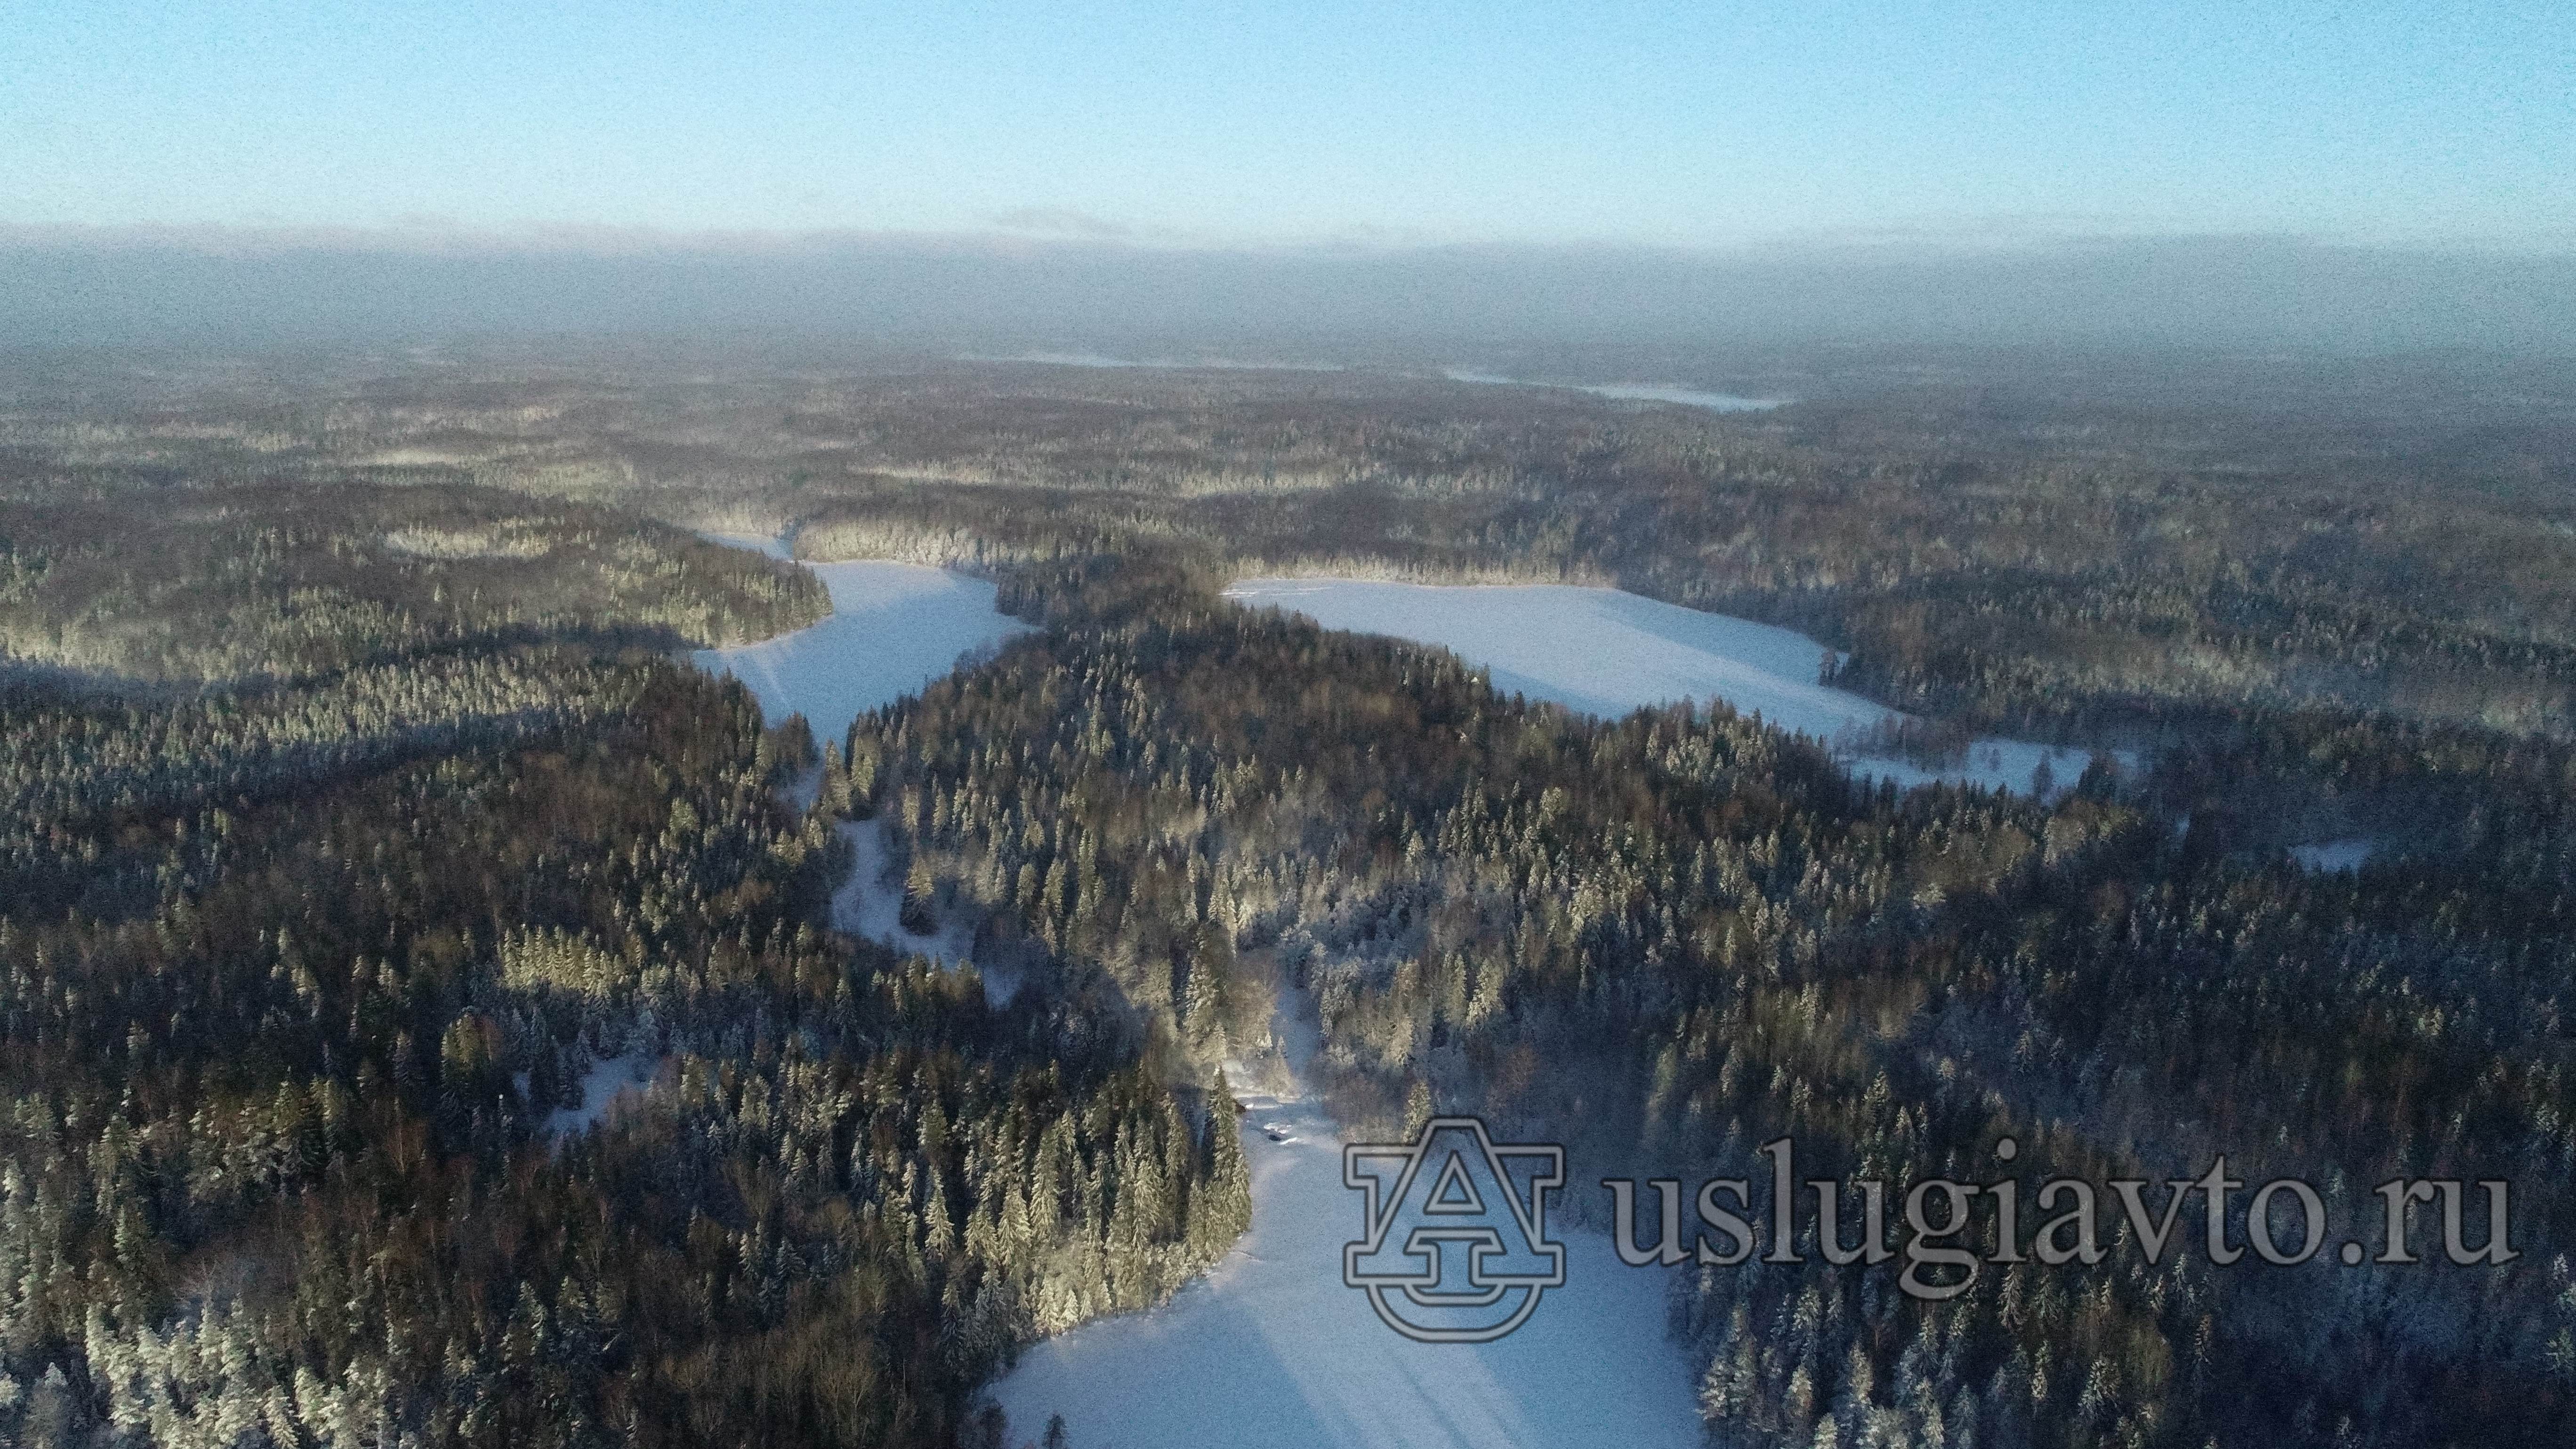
[
  {"x1": 993, "y1": 1046, "x2": 1702, "y2": 1449},
  {"x1": 691, "y1": 538, "x2": 1031, "y2": 749},
  {"x1": 1226, "y1": 577, "x2": 2092, "y2": 796},
  {"x1": 966, "y1": 352, "x2": 1345, "y2": 372}
]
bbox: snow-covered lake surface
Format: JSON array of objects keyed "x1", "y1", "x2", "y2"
[
  {"x1": 1441, "y1": 367, "x2": 1781, "y2": 412},
  {"x1": 691, "y1": 542, "x2": 1031, "y2": 749},
  {"x1": 1226, "y1": 577, "x2": 2093, "y2": 796},
  {"x1": 993, "y1": 1077, "x2": 1701, "y2": 1449}
]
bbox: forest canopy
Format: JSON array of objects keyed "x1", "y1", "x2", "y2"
[{"x1": 0, "y1": 345, "x2": 2571, "y2": 1448}]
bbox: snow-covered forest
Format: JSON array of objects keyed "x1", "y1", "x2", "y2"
[{"x1": 2, "y1": 345, "x2": 2573, "y2": 1447}]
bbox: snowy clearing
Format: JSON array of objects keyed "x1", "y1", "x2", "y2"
[
  {"x1": 2292, "y1": 838, "x2": 2375, "y2": 872},
  {"x1": 1225, "y1": 577, "x2": 2095, "y2": 797},
  {"x1": 829, "y1": 818, "x2": 986, "y2": 974},
  {"x1": 698, "y1": 530, "x2": 794, "y2": 560},
  {"x1": 690, "y1": 547, "x2": 1031, "y2": 749},
  {"x1": 544, "y1": 1053, "x2": 659, "y2": 1138}
]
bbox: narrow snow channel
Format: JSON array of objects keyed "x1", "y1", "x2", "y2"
[
  {"x1": 694, "y1": 535, "x2": 1032, "y2": 976},
  {"x1": 831, "y1": 817, "x2": 976, "y2": 967},
  {"x1": 1226, "y1": 577, "x2": 2094, "y2": 796}
]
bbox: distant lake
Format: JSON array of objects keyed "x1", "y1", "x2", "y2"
[
  {"x1": 963, "y1": 352, "x2": 1346, "y2": 372},
  {"x1": 1441, "y1": 368, "x2": 1782, "y2": 412}
]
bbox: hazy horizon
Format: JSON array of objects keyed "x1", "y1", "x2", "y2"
[{"x1": 7, "y1": 226, "x2": 2574, "y2": 356}]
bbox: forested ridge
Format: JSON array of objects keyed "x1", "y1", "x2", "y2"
[
  {"x1": 2, "y1": 349, "x2": 2573, "y2": 1447},
  {"x1": 865, "y1": 550, "x2": 2576, "y2": 1446},
  {"x1": 0, "y1": 484, "x2": 823, "y2": 685}
]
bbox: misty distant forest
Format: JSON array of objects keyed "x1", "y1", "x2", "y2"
[{"x1": 4, "y1": 337, "x2": 2576, "y2": 1449}]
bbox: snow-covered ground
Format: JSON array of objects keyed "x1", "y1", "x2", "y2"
[
  {"x1": 691, "y1": 546, "x2": 1031, "y2": 749},
  {"x1": 1225, "y1": 577, "x2": 2097, "y2": 796},
  {"x1": 543, "y1": 1052, "x2": 658, "y2": 1138},
  {"x1": 2291, "y1": 838, "x2": 2375, "y2": 872},
  {"x1": 993, "y1": 1059, "x2": 1701, "y2": 1449},
  {"x1": 700, "y1": 530, "x2": 794, "y2": 561},
  {"x1": 830, "y1": 818, "x2": 977, "y2": 968}
]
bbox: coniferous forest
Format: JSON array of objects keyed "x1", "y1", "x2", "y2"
[{"x1": 3, "y1": 343, "x2": 2574, "y2": 1447}]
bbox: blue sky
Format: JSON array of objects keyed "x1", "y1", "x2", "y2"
[{"x1": 5, "y1": 1, "x2": 2568, "y2": 249}]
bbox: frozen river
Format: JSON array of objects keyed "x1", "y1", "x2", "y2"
[
  {"x1": 690, "y1": 537, "x2": 1706, "y2": 1449},
  {"x1": 693, "y1": 535, "x2": 1031, "y2": 963},
  {"x1": 691, "y1": 540, "x2": 2098, "y2": 1449}
]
